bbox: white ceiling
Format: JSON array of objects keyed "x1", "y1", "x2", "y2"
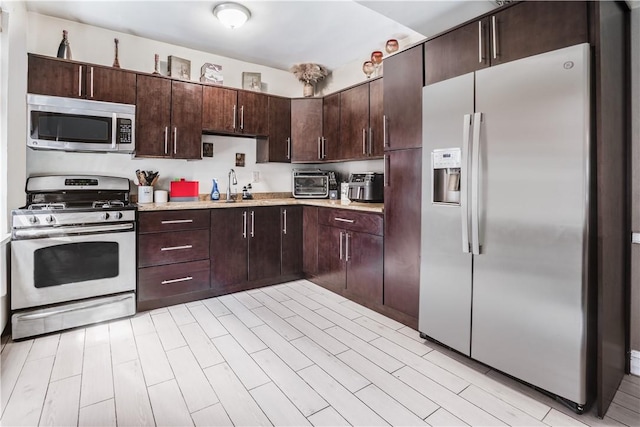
[{"x1": 25, "y1": 1, "x2": 498, "y2": 72}]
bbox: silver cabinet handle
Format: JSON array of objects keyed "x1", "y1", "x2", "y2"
[
  {"x1": 368, "y1": 127, "x2": 373, "y2": 156},
  {"x1": 362, "y1": 128, "x2": 367, "y2": 155},
  {"x1": 471, "y1": 112, "x2": 482, "y2": 255},
  {"x1": 286, "y1": 137, "x2": 291, "y2": 160},
  {"x1": 334, "y1": 217, "x2": 354, "y2": 224},
  {"x1": 78, "y1": 65, "x2": 83, "y2": 97},
  {"x1": 478, "y1": 21, "x2": 483, "y2": 64},
  {"x1": 242, "y1": 211, "x2": 247, "y2": 238},
  {"x1": 492, "y1": 15, "x2": 497, "y2": 60},
  {"x1": 161, "y1": 244, "x2": 193, "y2": 251},
  {"x1": 164, "y1": 126, "x2": 168, "y2": 154},
  {"x1": 283, "y1": 209, "x2": 287, "y2": 234},
  {"x1": 322, "y1": 137, "x2": 327, "y2": 159},
  {"x1": 383, "y1": 115, "x2": 388, "y2": 148},
  {"x1": 345, "y1": 233, "x2": 350, "y2": 262},
  {"x1": 339, "y1": 231, "x2": 344, "y2": 260},
  {"x1": 90, "y1": 66, "x2": 94, "y2": 98},
  {"x1": 240, "y1": 105, "x2": 245, "y2": 130},
  {"x1": 632, "y1": 232, "x2": 640, "y2": 244},
  {"x1": 250, "y1": 210, "x2": 255, "y2": 238},
  {"x1": 173, "y1": 127, "x2": 177, "y2": 154},
  {"x1": 161, "y1": 276, "x2": 193, "y2": 285},
  {"x1": 461, "y1": 114, "x2": 472, "y2": 254},
  {"x1": 384, "y1": 154, "x2": 390, "y2": 187},
  {"x1": 318, "y1": 137, "x2": 322, "y2": 160},
  {"x1": 161, "y1": 219, "x2": 193, "y2": 224},
  {"x1": 232, "y1": 105, "x2": 237, "y2": 130}
]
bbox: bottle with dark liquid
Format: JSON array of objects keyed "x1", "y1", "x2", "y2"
[{"x1": 56, "y1": 30, "x2": 72, "y2": 60}]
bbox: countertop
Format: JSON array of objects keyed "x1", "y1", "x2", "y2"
[{"x1": 136, "y1": 198, "x2": 384, "y2": 214}]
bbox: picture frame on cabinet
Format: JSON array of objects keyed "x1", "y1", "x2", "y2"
[
  {"x1": 242, "y1": 72, "x2": 261, "y2": 92},
  {"x1": 202, "y1": 142, "x2": 214, "y2": 158},
  {"x1": 168, "y1": 55, "x2": 191, "y2": 80}
]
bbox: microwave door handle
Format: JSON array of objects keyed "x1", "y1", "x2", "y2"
[{"x1": 111, "y1": 113, "x2": 117, "y2": 149}]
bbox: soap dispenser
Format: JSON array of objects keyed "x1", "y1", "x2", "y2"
[{"x1": 211, "y1": 179, "x2": 220, "y2": 201}]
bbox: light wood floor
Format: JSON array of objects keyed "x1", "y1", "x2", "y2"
[{"x1": 1, "y1": 280, "x2": 638, "y2": 426}]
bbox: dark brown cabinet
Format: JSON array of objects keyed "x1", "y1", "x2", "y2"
[
  {"x1": 210, "y1": 206, "x2": 281, "y2": 289},
  {"x1": 281, "y1": 206, "x2": 303, "y2": 276},
  {"x1": 322, "y1": 92, "x2": 341, "y2": 161},
  {"x1": 257, "y1": 96, "x2": 291, "y2": 163},
  {"x1": 383, "y1": 45, "x2": 423, "y2": 150},
  {"x1": 28, "y1": 54, "x2": 136, "y2": 104},
  {"x1": 315, "y1": 209, "x2": 384, "y2": 306},
  {"x1": 136, "y1": 75, "x2": 203, "y2": 159},
  {"x1": 303, "y1": 206, "x2": 319, "y2": 276},
  {"x1": 340, "y1": 83, "x2": 369, "y2": 160},
  {"x1": 369, "y1": 78, "x2": 385, "y2": 158},
  {"x1": 424, "y1": 1, "x2": 589, "y2": 85},
  {"x1": 202, "y1": 86, "x2": 268, "y2": 136},
  {"x1": 137, "y1": 210, "x2": 211, "y2": 310},
  {"x1": 291, "y1": 98, "x2": 323, "y2": 162}
]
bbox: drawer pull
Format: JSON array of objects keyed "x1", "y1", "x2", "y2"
[
  {"x1": 160, "y1": 245, "x2": 193, "y2": 251},
  {"x1": 161, "y1": 219, "x2": 194, "y2": 224},
  {"x1": 334, "y1": 217, "x2": 355, "y2": 224},
  {"x1": 161, "y1": 276, "x2": 193, "y2": 285}
]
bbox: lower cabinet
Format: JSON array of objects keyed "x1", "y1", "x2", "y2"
[
  {"x1": 281, "y1": 206, "x2": 303, "y2": 276},
  {"x1": 315, "y1": 208, "x2": 383, "y2": 306},
  {"x1": 137, "y1": 210, "x2": 211, "y2": 310}
]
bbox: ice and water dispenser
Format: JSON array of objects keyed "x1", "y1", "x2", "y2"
[{"x1": 431, "y1": 148, "x2": 461, "y2": 204}]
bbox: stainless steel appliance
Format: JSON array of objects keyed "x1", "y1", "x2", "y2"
[
  {"x1": 347, "y1": 173, "x2": 384, "y2": 202},
  {"x1": 419, "y1": 44, "x2": 591, "y2": 411},
  {"x1": 27, "y1": 94, "x2": 135, "y2": 153},
  {"x1": 11, "y1": 175, "x2": 137, "y2": 339},
  {"x1": 292, "y1": 169, "x2": 329, "y2": 198}
]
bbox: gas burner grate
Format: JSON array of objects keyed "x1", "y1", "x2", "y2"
[
  {"x1": 92, "y1": 200, "x2": 126, "y2": 209},
  {"x1": 28, "y1": 203, "x2": 67, "y2": 211}
]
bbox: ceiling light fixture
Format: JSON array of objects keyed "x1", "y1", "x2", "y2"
[{"x1": 213, "y1": 2, "x2": 251, "y2": 29}]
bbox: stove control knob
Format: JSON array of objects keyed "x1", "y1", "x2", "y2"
[
  {"x1": 113, "y1": 212, "x2": 123, "y2": 220},
  {"x1": 101, "y1": 212, "x2": 110, "y2": 221},
  {"x1": 28, "y1": 216, "x2": 39, "y2": 224},
  {"x1": 45, "y1": 215, "x2": 55, "y2": 224}
]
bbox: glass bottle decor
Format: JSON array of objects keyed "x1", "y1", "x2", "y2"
[
  {"x1": 211, "y1": 179, "x2": 220, "y2": 201},
  {"x1": 113, "y1": 38, "x2": 120, "y2": 68},
  {"x1": 371, "y1": 51, "x2": 384, "y2": 77},
  {"x1": 385, "y1": 39, "x2": 399, "y2": 54},
  {"x1": 56, "y1": 30, "x2": 72, "y2": 60},
  {"x1": 153, "y1": 54, "x2": 161, "y2": 75},
  {"x1": 362, "y1": 61, "x2": 375, "y2": 78}
]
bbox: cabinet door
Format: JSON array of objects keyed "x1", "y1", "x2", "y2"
[
  {"x1": 347, "y1": 232, "x2": 383, "y2": 305},
  {"x1": 424, "y1": 19, "x2": 490, "y2": 85},
  {"x1": 322, "y1": 92, "x2": 340, "y2": 161},
  {"x1": 260, "y1": 96, "x2": 291, "y2": 163},
  {"x1": 281, "y1": 207, "x2": 303, "y2": 276},
  {"x1": 171, "y1": 81, "x2": 203, "y2": 160},
  {"x1": 28, "y1": 55, "x2": 84, "y2": 98},
  {"x1": 135, "y1": 74, "x2": 172, "y2": 157},
  {"x1": 383, "y1": 45, "x2": 423, "y2": 150},
  {"x1": 303, "y1": 207, "x2": 319, "y2": 276},
  {"x1": 211, "y1": 208, "x2": 248, "y2": 288},
  {"x1": 316, "y1": 225, "x2": 346, "y2": 292},
  {"x1": 291, "y1": 98, "x2": 323, "y2": 162},
  {"x1": 202, "y1": 86, "x2": 237, "y2": 133},
  {"x1": 490, "y1": 1, "x2": 588, "y2": 66},
  {"x1": 340, "y1": 84, "x2": 369, "y2": 160},
  {"x1": 248, "y1": 207, "x2": 282, "y2": 281},
  {"x1": 383, "y1": 148, "x2": 422, "y2": 319},
  {"x1": 86, "y1": 66, "x2": 136, "y2": 104},
  {"x1": 369, "y1": 78, "x2": 384, "y2": 158},
  {"x1": 238, "y1": 91, "x2": 268, "y2": 136}
]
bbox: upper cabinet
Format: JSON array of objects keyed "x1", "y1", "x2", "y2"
[
  {"x1": 291, "y1": 98, "x2": 323, "y2": 163},
  {"x1": 136, "y1": 74, "x2": 203, "y2": 159},
  {"x1": 424, "y1": 1, "x2": 589, "y2": 85},
  {"x1": 322, "y1": 92, "x2": 340, "y2": 161},
  {"x1": 369, "y1": 78, "x2": 384, "y2": 158},
  {"x1": 258, "y1": 96, "x2": 291, "y2": 163},
  {"x1": 383, "y1": 45, "x2": 423, "y2": 151},
  {"x1": 339, "y1": 78, "x2": 384, "y2": 160},
  {"x1": 202, "y1": 86, "x2": 268, "y2": 136},
  {"x1": 28, "y1": 54, "x2": 136, "y2": 104}
]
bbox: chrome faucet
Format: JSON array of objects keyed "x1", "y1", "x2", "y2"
[{"x1": 226, "y1": 168, "x2": 237, "y2": 202}]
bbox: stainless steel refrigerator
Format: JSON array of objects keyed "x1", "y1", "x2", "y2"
[{"x1": 419, "y1": 43, "x2": 591, "y2": 409}]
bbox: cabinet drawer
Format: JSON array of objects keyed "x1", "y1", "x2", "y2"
[
  {"x1": 138, "y1": 260, "x2": 210, "y2": 301},
  {"x1": 138, "y1": 210, "x2": 210, "y2": 233},
  {"x1": 139, "y1": 230, "x2": 209, "y2": 267},
  {"x1": 318, "y1": 208, "x2": 383, "y2": 236}
]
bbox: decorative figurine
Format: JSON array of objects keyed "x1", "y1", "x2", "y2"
[
  {"x1": 56, "y1": 30, "x2": 72, "y2": 60},
  {"x1": 153, "y1": 54, "x2": 161, "y2": 75},
  {"x1": 112, "y1": 38, "x2": 120, "y2": 68}
]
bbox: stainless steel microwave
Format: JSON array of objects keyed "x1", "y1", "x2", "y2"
[{"x1": 27, "y1": 94, "x2": 135, "y2": 154}]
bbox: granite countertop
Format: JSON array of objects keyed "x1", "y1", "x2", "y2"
[{"x1": 136, "y1": 197, "x2": 384, "y2": 214}]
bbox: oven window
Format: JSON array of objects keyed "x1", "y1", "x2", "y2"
[
  {"x1": 34, "y1": 242, "x2": 120, "y2": 288},
  {"x1": 31, "y1": 112, "x2": 112, "y2": 144}
]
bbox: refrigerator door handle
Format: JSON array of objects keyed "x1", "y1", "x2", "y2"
[
  {"x1": 471, "y1": 112, "x2": 483, "y2": 255},
  {"x1": 461, "y1": 114, "x2": 473, "y2": 253}
]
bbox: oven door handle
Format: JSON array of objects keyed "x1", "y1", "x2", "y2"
[{"x1": 14, "y1": 223, "x2": 134, "y2": 239}]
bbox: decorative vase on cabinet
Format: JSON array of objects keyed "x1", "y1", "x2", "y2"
[{"x1": 303, "y1": 82, "x2": 314, "y2": 97}]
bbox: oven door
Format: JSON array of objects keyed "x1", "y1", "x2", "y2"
[{"x1": 11, "y1": 225, "x2": 136, "y2": 310}]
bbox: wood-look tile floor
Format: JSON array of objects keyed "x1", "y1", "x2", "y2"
[{"x1": 1, "y1": 279, "x2": 639, "y2": 427}]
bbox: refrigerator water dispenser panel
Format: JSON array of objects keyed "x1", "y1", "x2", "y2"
[{"x1": 432, "y1": 148, "x2": 461, "y2": 204}]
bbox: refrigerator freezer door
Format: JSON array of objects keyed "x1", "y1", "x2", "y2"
[
  {"x1": 471, "y1": 44, "x2": 590, "y2": 405},
  {"x1": 419, "y1": 73, "x2": 474, "y2": 355}
]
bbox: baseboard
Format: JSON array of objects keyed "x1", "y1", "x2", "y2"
[{"x1": 631, "y1": 350, "x2": 640, "y2": 376}]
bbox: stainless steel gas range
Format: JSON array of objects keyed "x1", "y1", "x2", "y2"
[{"x1": 10, "y1": 175, "x2": 136, "y2": 339}]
